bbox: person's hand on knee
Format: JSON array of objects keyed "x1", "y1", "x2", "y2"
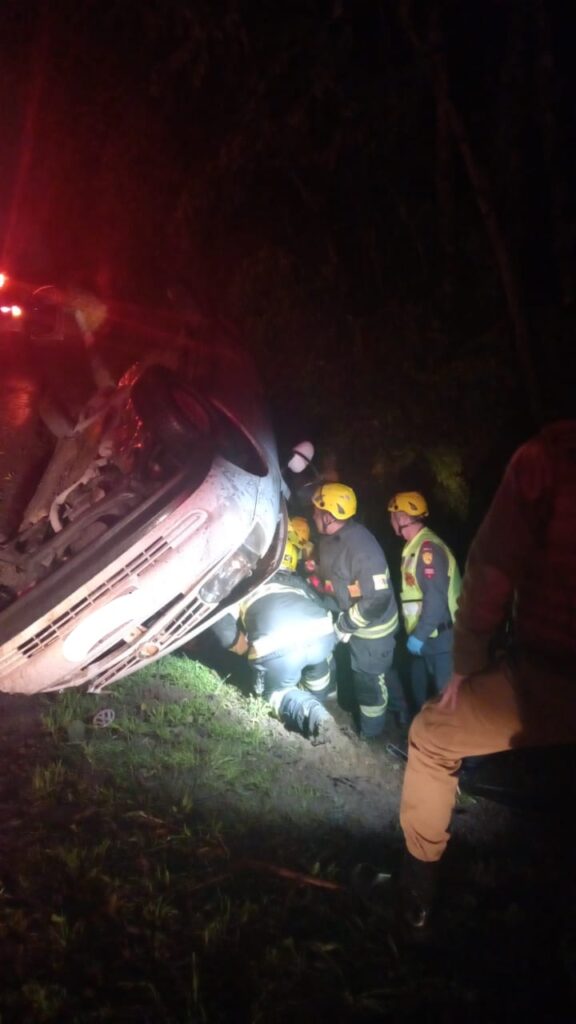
[{"x1": 437, "y1": 672, "x2": 466, "y2": 712}]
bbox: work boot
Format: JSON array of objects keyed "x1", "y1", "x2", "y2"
[
  {"x1": 277, "y1": 689, "x2": 335, "y2": 744},
  {"x1": 384, "y1": 711, "x2": 409, "y2": 747},
  {"x1": 307, "y1": 702, "x2": 336, "y2": 745},
  {"x1": 394, "y1": 852, "x2": 439, "y2": 942},
  {"x1": 358, "y1": 709, "x2": 386, "y2": 741},
  {"x1": 351, "y1": 863, "x2": 392, "y2": 908}
]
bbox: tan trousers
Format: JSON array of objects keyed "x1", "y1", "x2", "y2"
[{"x1": 400, "y1": 657, "x2": 576, "y2": 862}]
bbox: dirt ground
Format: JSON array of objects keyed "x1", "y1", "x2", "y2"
[
  {"x1": 1, "y1": 656, "x2": 575, "y2": 1021},
  {"x1": 0, "y1": 660, "x2": 515, "y2": 870}
]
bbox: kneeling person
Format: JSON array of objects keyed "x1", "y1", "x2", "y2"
[{"x1": 211, "y1": 538, "x2": 337, "y2": 743}]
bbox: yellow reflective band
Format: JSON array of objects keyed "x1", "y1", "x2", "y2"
[
  {"x1": 355, "y1": 612, "x2": 399, "y2": 639},
  {"x1": 240, "y1": 581, "x2": 298, "y2": 618},
  {"x1": 349, "y1": 603, "x2": 370, "y2": 628},
  {"x1": 306, "y1": 671, "x2": 331, "y2": 691},
  {"x1": 360, "y1": 703, "x2": 387, "y2": 717},
  {"x1": 377, "y1": 675, "x2": 389, "y2": 706}
]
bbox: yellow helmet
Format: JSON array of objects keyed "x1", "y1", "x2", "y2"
[
  {"x1": 312, "y1": 483, "x2": 357, "y2": 520},
  {"x1": 281, "y1": 539, "x2": 299, "y2": 572},
  {"x1": 387, "y1": 491, "x2": 429, "y2": 517},
  {"x1": 287, "y1": 516, "x2": 310, "y2": 549}
]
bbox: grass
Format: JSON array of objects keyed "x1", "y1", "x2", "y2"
[
  {"x1": 31, "y1": 760, "x2": 68, "y2": 796},
  {"x1": 40, "y1": 658, "x2": 276, "y2": 806},
  {"x1": 0, "y1": 654, "x2": 574, "y2": 1022}
]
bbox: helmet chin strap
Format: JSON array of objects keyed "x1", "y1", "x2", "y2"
[
  {"x1": 323, "y1": 512, "x2": 341, "y2": 534},
  {"x1": 398, "y1": 517, "x2": 422, "y2": 537}
]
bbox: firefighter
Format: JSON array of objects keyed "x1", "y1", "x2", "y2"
[
  {"x1": 311, "y1": 483, "x2": 399, "y2": 739},
  {"x1": 396, "y1": 420, "x2": 576, "y2": 937},
  {"x1": 211, "y1": 538, "x2": 338, "y2": 743},
  {"x1": 288, "y1": 515, "x2": 314, "y2": 561},
  {"x1": 388, "y1": 492, "x2": 462, "y2": 712}
]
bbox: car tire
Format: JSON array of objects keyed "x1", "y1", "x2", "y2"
[{"x1": 130, "y1": 365, "x2": 214, "y2": 453}]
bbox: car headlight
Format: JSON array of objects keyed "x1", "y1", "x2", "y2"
[
  {"x1": 199, "y1": 545, "x2": 259, "y2": 606},
  {"x1": 199, "y1": 525, "x2": 265, "y2": 605}
]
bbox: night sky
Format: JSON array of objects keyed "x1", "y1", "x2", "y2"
[{"x1": 2, "y1": 0, "x2": 575, "y2": 532}]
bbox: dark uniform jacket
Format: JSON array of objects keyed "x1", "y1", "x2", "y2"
[
  {"x1": 317, "y1": 520, "x2": 399, "y2": 642},
  {"x1": 212, "y1": 571, "x2": 333, "y2": 660}
]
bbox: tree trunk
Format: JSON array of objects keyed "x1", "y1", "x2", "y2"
[
  {"x1": 398, "y1": 0, "x2": 542, "y2": 424},
  {"x1": 532, "y1": 0, "x2": 573, "y2": 306},
  {"x1": 430, "y1": 5, "x2": 455, "y2": 320}
]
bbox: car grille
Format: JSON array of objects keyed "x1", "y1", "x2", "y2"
[
  {"x1": 85, "y1": 589, "x2": 215, "y2": 692},
  {"x1": 0, "y1": 508, "x2": 206, "y2": 675}
]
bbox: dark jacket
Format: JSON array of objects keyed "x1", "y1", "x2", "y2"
[
  {"x1": 316, "y1": 519, "x2": 399, "y2": 640},
  {"x1": 454, "y1": 420, "x2": 576, "y2": 675},
  {"x1": 212, "y1": 570, "x2": 334, "y2": 661}
]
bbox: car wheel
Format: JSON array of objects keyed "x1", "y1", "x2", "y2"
[{"x1": 130, "y1": 365, "x2": 214, "y2": 454}]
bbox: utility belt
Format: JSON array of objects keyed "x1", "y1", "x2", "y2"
[
  {"x1": 435, "y1": 621, "x2": 453, "y2": 636},
  {"x1": 403, "y1": 598, "x2": 452, "y2": 638}
]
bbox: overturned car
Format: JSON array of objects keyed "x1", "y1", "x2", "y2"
[{"x1": 0, "y1": 332, "x2": 286, "y2": 694}]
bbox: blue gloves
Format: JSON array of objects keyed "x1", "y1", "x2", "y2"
[{"x1": 407, "y1": 635, "x2": 424, "y2": 656}]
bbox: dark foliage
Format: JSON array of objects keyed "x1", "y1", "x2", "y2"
[{"x1": 1, "y1": 0, "x2": 575, "y2": 528}]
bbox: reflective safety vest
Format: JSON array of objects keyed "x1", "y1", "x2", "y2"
[{"x1": 400, "y1": 527, "x2": 461, "y2": 636}]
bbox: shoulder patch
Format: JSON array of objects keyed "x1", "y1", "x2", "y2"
[
  {"x1": 372, "y1": 573, "x2": 389, "y2": 591},
  {"x1": 422, "y1": 549, "x2": 434, "y2": 565}
]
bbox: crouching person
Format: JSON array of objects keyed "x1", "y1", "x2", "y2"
[
  {"x1": 211, "y1": 538, "x2": 337, "y2": 744},
  {"x1": 396, "y1": 419, "x2": 576, "y2": 939}
]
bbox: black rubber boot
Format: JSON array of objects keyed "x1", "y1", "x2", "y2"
[
  {"x1": 350, "y1": 863, "x2": 392, "y2": 908},
  {"x1": 278, "y1": 689, "x2": 335, "y2": 744},
  {"x1": 307, "y1": 700, "x2": 335, "y2": 745},
  {"x1": 394, "y1": 852, "x2": 439, "y2": 942}
]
